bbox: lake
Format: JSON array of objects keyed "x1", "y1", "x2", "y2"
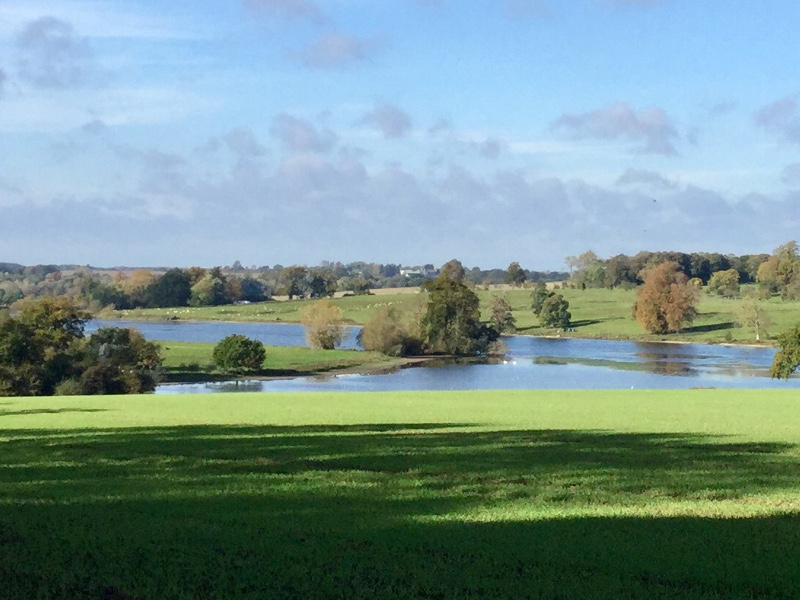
[{"x1": 88, "y1": 319, "x2": 800, "y2": 393}]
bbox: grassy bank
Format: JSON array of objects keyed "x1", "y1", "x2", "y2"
[
  {"x1": 111, "y1": 287, "x2": 800, "y2": 345},
  {"x1": 159, "y1": 341, "x2": 399, "y2": 381},
  {"x1": 1, "y1": 390, "x2": 799, "y2": 599}
]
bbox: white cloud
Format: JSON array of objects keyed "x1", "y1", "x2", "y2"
[
  {"x1": 754, "y1": 95, "x2": 800, "y2": 144},
  {"x1": 550, "y1": 102, "x2": 679, "y2": 156},
  {"x1": 270, "y1": 113, "x2": 336, "y2": 153},
  {"x1": 359, "y1": 103, "x2": 413, "y2": 139},
  {"x1": 16, "y1": 17, "x2": 94, "y2": 89},
  {"x1": 296, "y1": 32, "x2": 373, "y2": 69}
]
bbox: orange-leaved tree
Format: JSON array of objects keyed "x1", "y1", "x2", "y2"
[{"x1": 632, "y1": 261, "x2": 699, "y2": 334}]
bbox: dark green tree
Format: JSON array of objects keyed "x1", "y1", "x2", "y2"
[
  {"x1": 530, "y1": 281, "x2": 551, "y2": 316},
  {"x1": 438, "y1": 259, "x2": 466, "y2": 283},
  {"x1": 504, "y1": 262, "x2": 527, "y2": 286},
  {"x1": 281, "y1": 265, "x2": 308, "y2": 299},
  {"x1": 212, "y1": 334, "x2": 266, "y2": 373},
  {"x1": 539, "y1": 294, "x2": 571, "y2": 328},
  {"x1": 421, "y1": 275, "x2": 497, "y2": 355},
  {"x1": 307, "y1": 269, "x2": 337, "y2": 299},
  {"x1": 144, "y1": 268, "x2": 192, "y2": 308}
]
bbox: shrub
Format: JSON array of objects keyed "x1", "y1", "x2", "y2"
[
  {"x1": 212, "y1": 334, "x2": 266, "y2": 373},
  {"x1": 359, "y1": 306, "x2": 423, "y2": 356},
  {"x1": 302, "y1": 300, "x2": 346, "y2": 350}
]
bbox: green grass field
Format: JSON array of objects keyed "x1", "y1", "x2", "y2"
[
  {"x1": 113, "y1": 287, "x2": 800, "y2": 345},
  {"x1": 159, "y1": 341, "x2": 398, "y2": 381},
  {"x1": 1, "y1": 390, "x2": 799, "y2": 599}
]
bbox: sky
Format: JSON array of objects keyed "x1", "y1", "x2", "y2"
[{"x1": 1, "y1": 0, "x2": 800, "y2": 270}]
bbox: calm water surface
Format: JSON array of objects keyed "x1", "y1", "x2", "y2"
[{"x1": 90, "y1": 319, "x2": 800, "y2": 393}]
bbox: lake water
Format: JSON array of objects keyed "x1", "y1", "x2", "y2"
[{"x1": 89, "y1": 319, "x2": 800, "y2": 393}]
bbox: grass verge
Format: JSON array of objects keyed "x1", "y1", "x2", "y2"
[
  {"x1": 158, "y1": 341, "x2": 400, "y2": 382},
  {"x1": 0, "y1": 390, "x2": 798, "y2": 599}
]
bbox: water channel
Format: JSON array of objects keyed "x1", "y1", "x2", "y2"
[{"x1": 89, "y1": 320, "x2": 800, "y2": 393}]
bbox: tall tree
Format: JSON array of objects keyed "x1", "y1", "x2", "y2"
[
  {"x1": 504, "y1": 262, "x2": 527, "y2": 286},
  {"x1": 421, "y1": 274, "x2": 497, "y2": 355},
  {"x1": 632, "y1": 261, "x2": 699, "y2": 334}
]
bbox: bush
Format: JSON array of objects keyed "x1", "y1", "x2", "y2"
[
  {"x1": 359, "y1": 306, "x2": 423, "y2": 356},
  {"x1": 212, "y1": 334, "x2": 266, "y2": 373},
  {"x1": 302, "y1": 300, "x2": 345, "y2": 350}
]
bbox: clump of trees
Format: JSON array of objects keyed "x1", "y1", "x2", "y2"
[
  {"x1": 359, "y1": 260, "x2": 500, "y2": 357},
  {"x1": 632, "y1": 262, "x2": 699, "y2": 334},
  {"x1": 0, "y1": 297, "x2": 161, "y2": 396},
  {"x1": 212, "y1": 335, "x2": 265, "y2": 373},
  {"x1": 706, "y1": 269, "x2": 740, "y2": 297},
  {"x1": 530, "y1": 282, "x2": 571, "y2": 329}
]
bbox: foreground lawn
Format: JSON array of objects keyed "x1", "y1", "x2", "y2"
[{"x1": 1, "y1": 390, "x2": 799, "y2": 599}]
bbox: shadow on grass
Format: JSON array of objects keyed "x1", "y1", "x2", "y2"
[
  {"x1": 0, "y1": 408, "x2": 107, "y2": 416},
  {"x1": 570, "y1": 319, "x2": 602, "y2": 327},
  {"x1": 1, "y1": 424, "x2": 799, "y2": 599},
  {"x1": 682, "y1": 321, "x2": 736, "y2": 334}
]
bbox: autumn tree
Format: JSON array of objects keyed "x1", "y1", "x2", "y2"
[
  {"x1": 632, "y1": 261, "x2": 699, "y2": 334},
  {"x1": 359, "y1": 306, "x2": 423, "y2": 356},
  {"x1": 302, "y1": 299, "x2": 345, "y2": 349}
]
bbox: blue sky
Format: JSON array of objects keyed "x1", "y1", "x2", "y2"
[{"x1": 1, "y1": 0, "x2": 800, "y2": 269}]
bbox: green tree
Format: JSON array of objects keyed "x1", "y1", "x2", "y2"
[
  {"x1": 306, "y1": 269, "x2": 337, "y2": 299},
  {"x1": 504, "y1": 262, "x2": 527, "y2": 286},
  {"x1": 281, "y1": 265, "x2": 308, "y2": 299},
  {"x1": 80, "y1": 327, "x2": 162, "y2": 394},
  {"x1": 212, "y1": 334, "x2": 266, "y2": 373},
  {"x1": 302, "y1": 299, "x2": 346, "y2": 349},
  {"x1": 144, "y1": 268, "x2": 192, "y2": 308},
  {"x1": 438, "y1": 259, "x2": 466, "y2": 283},
  {"x1": 706, "y1": 269, "x2": 740, "y2": 298},
  {"x1": 737, "y1": 297, "x2": 771, "y2": 342},
  {"x1": 539, "y1": 294, "x2": 571, "y2": 328},
  {"x1": 771, "y1": 323, "x2": 800, "y2": 379},
  {"x1": 632, "y1": 262, "x2": 699, "y2": 334},
  {"x1": 189, "y1": 275, "x2": 227, "y2": 307},
  {"x1": 530, "y1": 281, "x2": 550, "y2": 316},
  {"x1": 421, "y1": 274, "x2": 498, "y2": 355},
  {"x1": 490, "y1": 295, "x2": 516, "y2": 333}
]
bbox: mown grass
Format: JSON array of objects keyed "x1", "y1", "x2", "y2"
[
  {"x1": 1, "y1": 390, "x2": 799, "y2": 599},
  {"x1": 159, "y1": 341, "x2": 398, "y2": 381},
  {"x1": 113, "y1": 287, "x2": 800, "y2": 345}
]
